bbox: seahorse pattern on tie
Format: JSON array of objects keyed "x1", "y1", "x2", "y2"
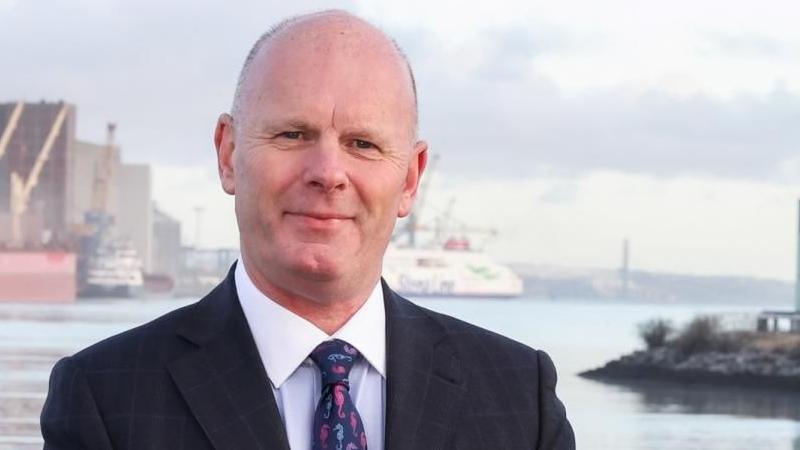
[{"x1": 310, "y1": 339, "x2": 368, "y2": 450}]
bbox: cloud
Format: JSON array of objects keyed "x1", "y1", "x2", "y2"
[
  {"x1": 414, "y1": 32, "x2": 800, "y2": 182},
  {"x1": 471, "y1": 25, "x2": 584, "y2": 82},
  {"x1": 351, "y1": 22, "x2": 798, "y2": 183},
  {"x1": 701, "y1": 32, "x2": 792, "y2": 58}
]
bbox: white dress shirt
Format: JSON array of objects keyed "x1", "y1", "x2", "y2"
[{"x1": 235, "y1": 259, "x2": 386, "y2": 450}]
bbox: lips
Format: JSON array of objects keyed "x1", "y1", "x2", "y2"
[
  {"x1": 287, "y1": 211, "x2": 353, "y2": 220},
  {"x1": 285, "y1": 211, "x2": 354, "y2": 231}
]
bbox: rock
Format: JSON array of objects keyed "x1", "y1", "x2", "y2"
[{"x1": 579, "y1": 346, "x2": 800, "y2": 391}]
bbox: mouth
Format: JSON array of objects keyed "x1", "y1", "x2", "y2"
[
  {"x1": 285, "y1": 211, "x2": 354, "y2": 230},
  {"x1": 287, "y1": 212, "x2": 352, "y2": 220},
  {"x1": 287, "y1": 211, "x2": 353, "y2": 221}
]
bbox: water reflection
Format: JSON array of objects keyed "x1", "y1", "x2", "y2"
[{"x1": 588, "y1": 377, "x2": 800, "y2": 421}]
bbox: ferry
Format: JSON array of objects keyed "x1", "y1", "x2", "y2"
[{"x1": 383, "y1": 237, "x2": 523, "y2": 298}]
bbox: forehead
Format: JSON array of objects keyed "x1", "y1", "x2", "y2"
[{"x1": 241, "y1": 22, "x2": 416, "y2": 134}]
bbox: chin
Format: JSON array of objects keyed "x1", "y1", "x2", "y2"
[{"x1": 289, "y1": 248, "x2": 345, "y2": 281}]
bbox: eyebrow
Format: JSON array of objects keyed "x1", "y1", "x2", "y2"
[
  {"x1": 260, "y1": 117, "x2": 317, "y2": 134},
  {"x1": 339, "y1": 125, "x2": 386, "y2": 141}
]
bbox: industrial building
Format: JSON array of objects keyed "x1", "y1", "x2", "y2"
[
  {"x1": 0, "y1": 100, "x2": 182, "y2": 301},
  {"x1": 152, "y1": 206, "x2": 182, "y2": 282}
]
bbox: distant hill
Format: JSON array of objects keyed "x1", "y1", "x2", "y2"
[{"x1": 509, "y1": 263, "x2": 793, "y2": 305}]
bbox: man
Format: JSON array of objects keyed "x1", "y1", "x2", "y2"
[{"x1": 41, "y1": 10, "x2": 574, "y2": 450}]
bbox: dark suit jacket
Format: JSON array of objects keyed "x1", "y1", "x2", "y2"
[{"x1": 41, "y1": 265, "x2": 574, "y2": 449}]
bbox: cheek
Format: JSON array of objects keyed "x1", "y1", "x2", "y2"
[
  {"x1": 235, "y1": 166, "x2": 282, "y2": 227},
  {"x1": 359, "y1": 176, "x2": 406, "y2": 224},
  {"x1": 239, "y1": 151, "x2": 293, "y2": 198}
]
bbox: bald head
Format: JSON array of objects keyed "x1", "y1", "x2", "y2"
[{"x1": 231, "y1": 10, "x2": 418, "y2": 133}]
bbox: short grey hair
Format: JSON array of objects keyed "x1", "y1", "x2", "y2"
[{"x1": 230, "y1": 10, "x2": 418, "y2": 126}]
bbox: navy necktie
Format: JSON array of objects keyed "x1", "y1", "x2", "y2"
[{"x1": 310, "y1": 339, "x2": 368, "y2": 450}]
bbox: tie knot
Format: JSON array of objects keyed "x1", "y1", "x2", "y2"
[{"x1": 310, "y1": 339, "x2": 360, "y2": 387}]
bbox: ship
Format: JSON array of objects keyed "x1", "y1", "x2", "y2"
[
  {"x1": 0, "y1": 251, "x2": 76, "y2": 302},
  {"x1": 79, "y1": 237, "x2": 144, "y2": 297},
  {"x1": 381, "y1": 155, "x2": 523, "y2": 298},
  {"x1": 383, "y1": 238, "x2": 524, "y2": 298}
]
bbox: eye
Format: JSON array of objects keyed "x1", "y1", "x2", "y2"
[
  {"x1": 280, "y1": 131, "x2": 303, "y2": 139},
  {"x1": 353, "y1": 139, "x2": 376, "y2": 149}
]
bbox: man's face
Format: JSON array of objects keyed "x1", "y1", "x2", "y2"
[{"x1": 216, "y1": 29, "x2": 426, "y2": 297}]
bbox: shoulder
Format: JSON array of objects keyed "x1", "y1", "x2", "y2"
[
  {"x1": 66, "y1": 300, "x2": 200, "y2": 371},
  {"x1": 386, "y1": 293, "x2": 576, "y2": 446},
  {"x1": 66, "y1": 268, "x2": 238, "y2": 371},
  {"x1": 388, "y1": 290, "x2": 546, "y2": 371},
  {"x1": 429, "y1": 304, "x2": 540, "y2": 357},
  {"x1": 42, "y1": 301, "x2": 201, "y2": 423},
  {"x1": 417, "y1": 305, "x2": 574, "y2": 448}
]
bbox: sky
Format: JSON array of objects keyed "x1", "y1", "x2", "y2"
[{"x1": 2, "y1": 0, "x2": 799, "y2": 280}]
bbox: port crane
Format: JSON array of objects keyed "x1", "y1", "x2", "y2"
[
  {"x1": 0, "y1": 102, "x2": 24, "y2": 162},
  {"x1": 6, "y1": 103, "x2": 68, "y2": 246},
  {"x1": 396, "y1": 154, "x2": 497, "y2": 250},
  {"x1": 78, "y1": 122, "x2": 118, "y2": 239}
]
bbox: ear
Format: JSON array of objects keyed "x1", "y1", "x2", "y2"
[
  {"x1": 398, "y1": 140, "x2": 428, "y2": 218},
  {"x1": 214, "y1": 113, "x2": 236, "y2": 195}
]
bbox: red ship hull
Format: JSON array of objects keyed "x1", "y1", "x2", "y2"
[{"x1": 0, "y1": 251, "x2": 76, "y2": 302}]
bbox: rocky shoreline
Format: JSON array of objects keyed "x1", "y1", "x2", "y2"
[{"x1": 580, "y1": 346, "x2": 800, "y2": 390}]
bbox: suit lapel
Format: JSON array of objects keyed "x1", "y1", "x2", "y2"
[
  {"x1": 383, "y1": 282, "x2": 467, "y2": 450},
  {"x1": 167, "y1": 265, "x2": 290, "y2": 450}
]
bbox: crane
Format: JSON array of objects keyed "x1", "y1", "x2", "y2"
[
  {"x1": 91, "y1": 123, "x2": 117, "y2": 214},
  {"x1": 9, "y1": 104, "x2": 68, "y2": 246},
  {"x1": 0, "y1": 102, "x2": 24, "y2": 161},
  {"x1": 79, "y1": 123, "x2": 118, "y2": 253}
]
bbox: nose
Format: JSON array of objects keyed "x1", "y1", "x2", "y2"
[{"x1": 302, "y1": 135, "x2": 349, "y2": 193}]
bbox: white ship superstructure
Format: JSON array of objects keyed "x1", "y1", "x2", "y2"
[
  {"x1": 383, "y1": 240, "x2": 523, "y2": 298},
  {"x1": 83, "y1": 239, "x2": 144, "y2": 297}
]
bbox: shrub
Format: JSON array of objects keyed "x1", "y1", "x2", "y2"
[
  {"x1": 714, "y1": 331, "x2": 749, "y2": 353},
  {"x1": 638, "y1": 318, "x2": 674, "y2": 349},
  {"x1": 675, "y1": 315, "x2": 720, "y2": 355}
]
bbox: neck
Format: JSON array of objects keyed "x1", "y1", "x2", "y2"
[{"x1": 239, "y1": 254, "x2": 378, "y2": 335}]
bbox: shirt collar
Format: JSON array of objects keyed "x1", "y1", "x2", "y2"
[{"x1": 235, "y1": 257, "x2": 386, "y2": 388}]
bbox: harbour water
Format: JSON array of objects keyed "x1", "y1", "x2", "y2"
[{"x1": 2, "y1": 296, "x2": 799, "y2": 449}]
